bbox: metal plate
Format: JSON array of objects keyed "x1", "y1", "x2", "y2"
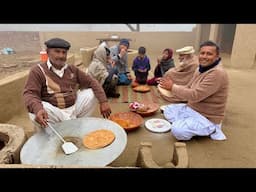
[
  {"x1": 145, "y1": 118, "x2": 172, "y2": 133},
  {"x1": 20, "y1": 117, "x2": 127, "y2": 167}
]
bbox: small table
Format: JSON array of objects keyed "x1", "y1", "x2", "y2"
[
  {"x1": 96, "y1": 38, "x2": 132, "y2": 44},
  {"x1": 20, "y1": 117, "x2": 127, "y2": 167}
]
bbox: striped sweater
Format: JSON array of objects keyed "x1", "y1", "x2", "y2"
[{"x1": 23, "y1": 62, "x2": 107, "y2": 115}]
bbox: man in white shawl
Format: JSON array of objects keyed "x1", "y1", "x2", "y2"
[{"x1": 158, "y1": 46, "x2": 199, "y2": 103}]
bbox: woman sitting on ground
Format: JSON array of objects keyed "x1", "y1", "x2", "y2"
[
  {"x1": 147, "y1": 48, "x2": 175, "y2": 86},
  {"x1": 88, "y1": 42, "x2": 120, "y2": 98}
]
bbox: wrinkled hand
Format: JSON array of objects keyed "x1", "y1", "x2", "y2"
[
  {"x1": 35, "y1": 109, "x2": 48, "y2": 128},
  {"x1": 159, "y1": 77, "x2": 174, "y2": 90},
  {"x1": 156, "y1": 77, "x2": 161, "y2": 84},
  {"x1": 100, "y1": 102, "x2": 112, "y2": 119}
]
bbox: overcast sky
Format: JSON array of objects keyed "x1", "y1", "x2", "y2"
[{"x1": 0, "y1": 24, "x2": 196, "y2": 32}]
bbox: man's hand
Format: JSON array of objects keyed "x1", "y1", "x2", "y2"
[
  {"x1": 100, "y1": 102, "x2": 112, "y2": 119},
  {"x1": 35, "y1": 109, "x2": 48, "y2": 127},
  {"x1": 127, "y1": 73, "x2": 132, "y2": 80},
  {"x1": 159, "y1": 77, "x2": 174, "y2": 91},
  {"x1": 119, "y1": 48, "x2": 127, "y2": 58}
]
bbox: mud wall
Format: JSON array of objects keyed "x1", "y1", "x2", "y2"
[
  {"x1": 0, "y1": 32, "x2": 40, "y2": 53},
  {"x1": 39, "y1": 31, "x2": 197, "y2": 56},
  {"x1": 231, "y1": 24, "x2": 256, "y2": 69},
  {"x1": 0, "y1": 71, "x2": 28, "y2": 122}
]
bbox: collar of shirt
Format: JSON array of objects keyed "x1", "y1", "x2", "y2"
[{"x1": 47, "y1": 59, "x2": 68, "y2": 78}]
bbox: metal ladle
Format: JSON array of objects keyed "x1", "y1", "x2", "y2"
[{"x1": 47, "y1": 123, "x2": 78, "y2": 155}]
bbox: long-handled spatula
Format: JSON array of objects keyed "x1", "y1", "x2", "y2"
[{"x1": 47, "y1": 123, "x2": 78, "y2": 155}]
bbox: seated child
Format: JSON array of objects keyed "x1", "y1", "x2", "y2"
[{"x1": 132, "y1": 46, "x2": 151, "y2": 85}]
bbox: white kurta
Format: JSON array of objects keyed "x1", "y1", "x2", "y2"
[{"x1": 164, "y1": 103, "x2": 226, "y2": 141}]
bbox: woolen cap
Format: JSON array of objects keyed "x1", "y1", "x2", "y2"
[
  {"x1": 45, "y1": 38, "x2": 71, "y2": 50},
  {"x1": 119, "y1": 39, "x2": 130, "y2": 48}
]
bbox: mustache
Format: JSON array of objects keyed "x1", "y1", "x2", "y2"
[{"x1": 55, "y1": 57, "x2": 66, "y2": 61}]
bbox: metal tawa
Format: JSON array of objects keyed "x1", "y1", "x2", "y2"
[{"x1": 20, "y1": 117, "x2": 127, "y2": 167}]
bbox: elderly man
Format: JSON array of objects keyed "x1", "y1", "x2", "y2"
[
  {"x1": 158, "y1": 41, "x2": 229, "y2": 141},
  {"x1": 110, "y1": 38, "x2": 132, "y2": 85},
  {"x1": 23, "y1": 38, "x2": 112, "y2": 131},
  {"x1": 158, "y1": 46, "x2": 199, "y2": 103}
]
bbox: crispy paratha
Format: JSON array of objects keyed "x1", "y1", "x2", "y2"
[{"x1": 83, "y1": 129, "x2": 115, "y2": 149}]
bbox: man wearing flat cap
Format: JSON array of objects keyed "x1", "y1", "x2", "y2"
[
  {"x1": 158, "y1": 41, "x2": 229, "y2": 141},
  {"x1": 158, "y1": 46, "x2": 199, "y2": 103},
  {"x1": 23, "y1": 37, "x2": 112, "y2": 131},
  {"x1": 109, "y1": 38, "x2": 132, "y2": 85},
  {"x1": 44, "y1": 38, "x2": 71, "y2": 49}
]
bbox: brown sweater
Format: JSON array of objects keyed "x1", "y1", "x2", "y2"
[
  {"x1": 171, "y1": 64, "x2": 229, "y2": 124},
  {"x1": 23, "y1": 63, "x2": 108, "y2": 115}
]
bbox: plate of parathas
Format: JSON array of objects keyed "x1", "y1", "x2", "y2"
[{"x1": 83, "y1": 129, "x2": 116, "y2": 149}]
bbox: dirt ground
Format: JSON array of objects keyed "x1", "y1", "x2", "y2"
[
  {"x1": 0, "y1": 32, "x2": 41, "y2": 80},
  {"x1": 0, "y1": 51, "x2": 39, "y2": 80}
]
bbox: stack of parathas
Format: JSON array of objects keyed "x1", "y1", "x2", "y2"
[{"x1": 83, "y1": 129, "x2": 115, "y2": 149}]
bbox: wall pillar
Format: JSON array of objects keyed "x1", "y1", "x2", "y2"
[{"x1": 209, "y1": 24, "x2": 220, "y2": 42}]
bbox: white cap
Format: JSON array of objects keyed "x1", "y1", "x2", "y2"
[{"x1": 176, "y1": 46, "x2": 195, "y2": 54}]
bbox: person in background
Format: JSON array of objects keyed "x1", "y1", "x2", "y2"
[
  {"x1": 147, "y1": 48, "x2": 175, "y2": 85},
  {"x1": 110, "y1": 38, "x2": 132, "y2": 85},
  {"x1": 159, "y1": 40, "x2": 229, "y2": 141},
  {"x1": 88, "y1": 42, "x2": 120, "y2": 98},
  {"x1": 159, "y1": 46, "x2": 199, "y2": 103},
  {"x1": 23, "y1": 38, "x2": 112, "y2": 132},
  {"x1": 131, "y1": 46, "x2": 151, "y2": 86}
]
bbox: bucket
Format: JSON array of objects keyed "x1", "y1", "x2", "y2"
[{"x1": 40, "y1": 51, "x2": 48, "y2": 62}]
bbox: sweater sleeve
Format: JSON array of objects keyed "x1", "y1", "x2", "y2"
[
  {"x1": 172, "y1": 70, "x2": 223, "y2": 103},
  {"x1": 76, "y1": 67, "x2": 108, "y2": 103},
  {"x1": 23, "y1": 65, "x2": 44, "y2": 114},
  {"x1": 132, "y1": 58, "x2": 138, "y2": 71}
]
